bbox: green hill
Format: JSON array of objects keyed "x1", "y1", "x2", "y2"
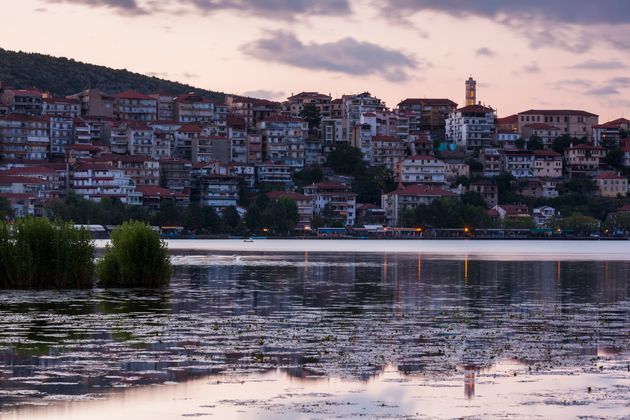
[{"x1": 0, "y1": 48, "x2": 225, "y2": 101}]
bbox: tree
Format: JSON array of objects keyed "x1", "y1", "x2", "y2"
[
  {"x1": 555, "y1": 213, "x2": 600, "y2": 234},
  {"x1": 299, "y1": 104, "x2": 322, "y2": 135},
  {"x1": 0, "y1": 198, "x2": 14, "y2": 221},
  {"x1": 351, "y1": 166, "x2": 395, "y2": 204},
  {"x1": 461, "y1": 191, "x2": 487, "y2": 208},
  {"x1": 245, "y1": 204, "x2": 262, "y2": 232},
  {"x1": 552, "y1": 134, "x2": 585, "y2": 154},
  {"x1": 261, "y1": 197, "x2": 299, "y2": 234},
  {"x1": 293, "y1": 165, "x2": 324, "y2": 189},
  {"x1": 222, "y1": 206, "x2": 240, "y2": 231},
  {"x1": 326, "y1": 144, "x2": 364, "y2": 175},
  {"x1": 151, "y1": 200, "x2": 181, "y2": 227},
  {"x1": 527, "y1": 135, "x2": 544, "y2": 151},
  {"x1": 515, "y1": 137, "x2": 526, "y2": 149}
]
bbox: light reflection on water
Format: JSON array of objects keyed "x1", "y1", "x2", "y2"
[{"x1": 1, "y1": 247, "x2": 630, "y2": 417}]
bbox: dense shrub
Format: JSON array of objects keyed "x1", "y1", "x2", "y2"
[
  {"x1": 0, "y1": 218, "x2": 94, "y2": 289},
  {"x1": 97, "y1": 222, "x2": 171, "y2": 287}
]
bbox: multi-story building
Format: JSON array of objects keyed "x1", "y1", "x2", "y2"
[
  {"x1": 228, "y1": 163, "x2": 256, "y2": 188},
  {"x1": 192, "y1": 173, "x2": 239, "y2": 208},
  {"x1": 42, "y1": 97, "x2": 81, "y2": 118},
  {"x1": 371, "y1": 135, "x2": 406, "y2": 172},
  {"x1": 258, "y1": 116, "x2": 307, "y2": 168},
  {"x1": 595, "y1": 172, "x2": 628, "y2": 197},
  {"x1": 381, "y1": 184, "x2": 457, "y2": 226},
  {"x1": 70, "y1": 162, "x2": 141, "y2": 204},
  {"x1": 593, "y1": 118, "x2": 630, "y2": 146},
  {"x1": 226, "y1": 96, "x2": 282, "y2": 128},
  {"x1": 174, "y1": 93, "x2": 227, "y2": 132},
  {"x1": 513, "y1": 178, "x2": 559, "y2": 199},
  {"x1": 227, "y1": 116, "x2": 248, "y2": 163},
  {"x1": 321, "y1": 117, "x2": 344, "y2": 147},
  {"x1": 480, "y1": 148, "x2": 501, "y2": 177},
  {"x1": 521, "y1": 123, "x2": 561, "y2": 149},
  {"x1": 74, "y1": 116, "x2": 109, "y2": 144},
  {"x1": 495, "y1": 114, "x2": 519, "y2": 133},
  {"x1": 267, "y1": 190, "x2": 314, "y2": 228},
  {"x1": 113, "y1": 90, "x2": 157, "y2": 121},
  {"x1": 247, "y1": 133, "x2": 263, "y2": 164},
  {"x1": 0, "y1": 88, "x2": 43, "y2": 116},
  {"x1": 136, "y1": 185, "x2": 189, "y2": 209},
  {"x1": 99, "y1": 154, "x2": 160, "y2": 186},
  {"x1": 193, "y1": 136, "x2": 230, "y2": 163},
  {"x1": 444, "y1": 158, "x2": 470, "y2": 181},
  {"x1": 495, "y1": 130, "x2": 519, "y2": 149},
  {"x1": 351, "y1": 123, "x2": 373, "y2": 162},
  {"x1": 532, "y1": 150, "x2": 563, "y2": 178},
  {"x1": 69, "y1": 89, "x2": 115, "y2": 118},
  {"x1": 2, "y1": 166, "x2": 64, "y2": 198},
  {"x1": 150, "y1": 92, "x2": 175, "y2": 121},
  {"x1": 341, "y1": 92, "x2": 385, "y2": 142},
  {"x1": 0, "y1": 114, "x2": 49, "y2": 160},
  {"x1": 47, "y1": 115, "x2": 75, "y2": 156},
  {"x1": 502, "y1": 149, "x2": 534, "y2": 178},
  {"x1": 255, "y1": 162, "x2": 292, "y2": 185},
  {"x1": 563, "y1": 143, "x2": 605, "y2": 177},
  {"x1": 446, "y1": 105, "x2": 495, "y2": 151},
  {"x1": 517, "y1": 110, "x2": 598, "y2": 142},
  {"x1": 304, "y1": 181, "x2": 357, "y2": 227},
  {"x1": 467, "y1": 180, "x2": 498, "y2": 208},
  {"x1": 397, "y1": 155, "x2": 446, "y2": 185},
  {"x1": 159, "y1": 158, "x2": 192, "y2": 193},
  {"x1": 284, "y1": 92, "x2": 332, "y2": 118},
  {"x1": 397, "y1": 98, "x2": 458, "y2": 137},
  {"x1": 174, "y1": 123, "x2": 203, "y2": 161}
]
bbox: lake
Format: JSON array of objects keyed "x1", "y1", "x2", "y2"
[{"x1": 1, "y1": 240, "x2": 629, "y2": 418}]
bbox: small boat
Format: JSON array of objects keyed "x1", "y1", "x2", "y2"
[{"x1": 243, "y1": 237, "x2": 254, "y2": 243}]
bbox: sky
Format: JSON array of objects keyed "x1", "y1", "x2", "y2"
[{"x1": 2, "y1": 0, "x2": 630, "y2": 121}]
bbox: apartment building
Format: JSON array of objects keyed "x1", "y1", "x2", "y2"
[
  {"x1": 258, "y1": 116, "x2": 307, "y2": 168},
  {"x1": 563, "y1": 143, "x2": 605, "y2": 177},
  {"x1": 69, "y1": 89, "x2": 115, "y2": 118},
  {"x1": 371, "y1": 135, "x2": 406, "y2": 171},
  {"x1": 381, "y1": 184, "x2": 457, "y2": 226},
  {"x1": 532, "y1": 150, "x2": 563, "y2": 178},
  {"x1": 467, "y1": 180, "x2": 498, "y2": 207},
  {"x1": 397, "y1": 155, "x2": 446, "y2": 185},
  {"x1": 70, "y1": 162, "x2": 140, "y2": 204},
  {"x1": 517, "y1": 109, "x2": 598, "y2": 141},
  {"x1": 593, "y1": 118, "x2": 630, "y2": 146},
  {"x1": 480, "y1": 148, "x2": 501, "y2": 177},
  {"x1": 158, "y1": 158, "x2": 192, "y2": 193},
  {"x1": 150, "y1": 92, "x2": 175, "y2": 121},
  {"x1": 502, "y1": 149, "x2": 534, "y2": 178},
  {"x1": 595, "y1": 172, "x2": 628, "y2": 197},
  {"x1": 521, "y1": 123, "x2": 561, "y2": 149},
  {"x1": 446, "y1": 105, "x2": 495, "y2": 151},
  {"x1": 0, "y1": 88, "x2": 43, "y2": 116},
  {"x1": 304, "y1": 181, "x2": 357, "y2": 227},
  {"x1": 193, "y1": 136, "x2": 230, "y2": 163},
  {"x1": 255, "y1": 162, "x2": 292, "y2": 185},
  {"x1": 0, "y1": 114, "x2": 49, "y2": 160},
  {"x1": 284, "y1": 92, "x2": 332, "y2": 118},
  {"x1": 113, "y1": 90, "x2": 157, "y2": 121},
  {"x1": 397, "y1": 98, "x2": 458, "y2": 136}
]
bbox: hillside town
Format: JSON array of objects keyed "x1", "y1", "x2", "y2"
[{"x1": 1, "y1": 77, "x2": 629, "y2": 236}]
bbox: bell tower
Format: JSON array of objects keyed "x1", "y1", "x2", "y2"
[{"x1": 465, "y1": 76, "x2": 476, "y2": 107}]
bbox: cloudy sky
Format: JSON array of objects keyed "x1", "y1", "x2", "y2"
[{"x1": 2, "y1": 0, "x2": 630, "y2": 120}]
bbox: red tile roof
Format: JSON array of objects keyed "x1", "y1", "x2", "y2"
[
  {"x1": 533, "y1": 150, "x2": 561, "y2": 157},
  {"x1": 519, "y1": 109, "x2": 598, "y2": 117},
  {"x1": 398, "y1": 98, "x2": 457, "y2": 107},
  {"x1": 524, "y1": 123, "x2": 561, "y2": 130},
  {"x1": 596, "y1": 172, "x2": 626, "y2": 180},
  {"x1": 593, "y1": 118, "x2": 630, "y2": 129},
  {"x1": 114, "y1": 90, "x2": 156, "y2": 101},
  {"x1": 266, "y1": 190, "x2": 312, "y2": 201},
  {"x1": 0, "y1": 175, "x2": 46, "y2": 185},
  {"x1": 387, "y1": 184, "x2": 456, "y2": 197}
]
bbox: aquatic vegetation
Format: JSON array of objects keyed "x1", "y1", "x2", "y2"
[
  {"x1": 0, "y1": 218, "x2": 94, "y2": 289},
  {"x1": 97, "y1": 221, "x2": 171, "y2": 287}
]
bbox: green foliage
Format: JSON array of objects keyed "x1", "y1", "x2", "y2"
[
  {"x1": 299, "y1": 104, "x2": 322, "y2": 134},
  {"x1": 515, "y1": 138, "x2": 526, "y2": 149},
  {"x1": 502, "y1": 217, "x2": 535, "y2": 229},
  {"x1": 97, "y1": 221, "x2": 171, "y2": 288},
  {"x1": 401, "y1": 197, "x2": 496, "y2": 229},
  {"x1": 326, "y1": 144, "x2": 364, "y2": 175},
  {"x1": 552, "y1": 213, "x2": 600, "y2": 233},
  {"x1": 351, "y1": 165, "x2": 395, "y2": 204},
  {"x1": 0, "y1": 218, "x2": 94, "y2": 289},
  {"x1": 222, "y1": 206, "x2": 241, "y2": 231},
  {"x1": 0, "y1": 198, "x2": 13, "y2": 220},
  {"x1": 527, "y1": 135, "x2": 544, "y2": 151},
  {"x1": 461, "y1": 191, "x2": 488, "y2": 208},
  {"x1": 604, "y1": 212, "x2": 630, "y2": 231},
  {"x1": 0, "y1": 48, "x2": 224, "y2": 100},
  {"x1": 552, "y1": 134, "x2": 585, "y2": 154},
  {"x1": 292, "y1": 166, "x2": 324, "y2": 189},
  {"x1": 261, "y1": 198, "x2": 299, "y2": 234},
  {"x1": 465, "y1": 157, "x2": 483, "y2": 174}
]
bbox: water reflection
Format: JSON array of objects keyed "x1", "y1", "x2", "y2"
[{"x1": 0, "y1": 251, "x2": 629, "y2": 410}]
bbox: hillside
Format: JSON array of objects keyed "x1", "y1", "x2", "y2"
[{"x1": 0, "y1": 48, "x2": 225, "y2": 101}]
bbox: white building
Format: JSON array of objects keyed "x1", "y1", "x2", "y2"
[
  {"x1": 397, "y1": 155, "x2": 446, "y2": 185},
  {"x1": 304, "y1": 181, "x2": 357, "y2": 227},
  {"x1": 446, "y1": 105, "x2": 495, "y2": 151}
]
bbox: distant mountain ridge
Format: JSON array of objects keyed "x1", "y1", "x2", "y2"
[{"x1": 0, "y1": 48, "x2": 225, "y2": 101}]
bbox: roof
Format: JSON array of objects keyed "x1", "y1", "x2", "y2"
[
  {"x1": 306, "y1": 181, "x2": 349, "y2": 190},
  {"x1": 3, "y1": 166, "x2": 56, "y2": 176},
  {"x1": 73, "y1": 163, "x2": 114, "y2": 172},
  {"x1": 136, "y1": 185, "x2": 187, "y2": 198},
  {"x1": 568, "y1": 143, "x2": 605, "y2": 151},
  {"x1": 593, "y1": 118, "x2": 630, "y2": 129},
  {"x1": 68, "y1": 143, "x2": 102, "y2": 152},
  {"x1": 456, "y1": 104, "x2": 495, "y2": 113},
  {"x1": 596, "y1": 172, "x2": 626, "y2": 180},
  {"x1": 397, "y1": 98, "x2": 458, "y2": 107},
  {"x1": 404, "y1": 155, "x2": 441, "y2": 161},
  {"x1": 0, "y1": 175, "x2": 46, "y2": 185},
  {"x1": 177, "y1": 123, "x2": 203, "y2": 133},
  {"x1": 266, "y1": 190, "x2": 312, "y2": 201},
  {"x1": 387, "y1": 184, "x2": 457, "y2": 197},
  {"x1": 496, "y1": 114, "x2": 518, "y2": 124},
  {"x1": 372, "y1": 135, "x2": 403, "y2": 143},
  {"x1": 261, "y1": 115, "x2": 305, "y2": 123},
  {"x1": 43, "y1": 97, "x2": 80, "y2": 104},
  {"x1": 497, "y1": 204, "x2": 529, "y2": 216},
  {"x1": 519, "y1": 109, "x2": 598, "y2": 117},
  {"x1": 533, "y1": 149, "x2": 561, "y2": 157},
  {"x1": 114, "y1": 90, "x2": 156, "y2": 101},
  {"x1": 6, "y1": 88, "x2": 42, "y2": 97}
]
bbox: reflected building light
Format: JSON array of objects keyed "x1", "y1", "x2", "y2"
[
  {"x1": 556, "y1": 260, "x2": 561, "y2": 285},
  {"x1": 417, "y1": 255, "x2": 422, "y2": 281},
  {"x1": 464, "y1": 365, "x2": 476, "y2": 399},
  {"x1": 464, "y1": 254, "x2": 469, "y2": 283}
]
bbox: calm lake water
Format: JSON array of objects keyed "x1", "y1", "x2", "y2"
[{"x1": 1, "y1": 240, "x2": 630, "y2": 418}]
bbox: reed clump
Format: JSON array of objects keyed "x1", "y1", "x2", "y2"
[
  {"x1": 0, "y1": 218, "x2": 95, "y2": 289},
  {"x1": 97, "y1": 221, "x2": 171, "y2": 287}
]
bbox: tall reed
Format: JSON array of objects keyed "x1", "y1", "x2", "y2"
[
  {"x1": 0, "y1": 218, "x2": 95, "y2": 289},
  {"x1": 97, "y1": 221, "x2": 171, "y2": 288}
]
